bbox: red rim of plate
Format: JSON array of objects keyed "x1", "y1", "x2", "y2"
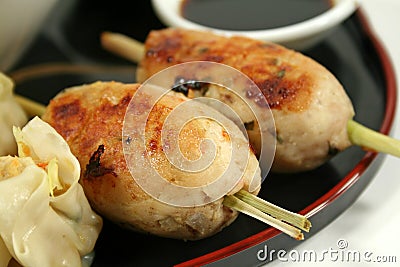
[{"x1": 175, "y1": 8, "x2": 398, "y2": 267}]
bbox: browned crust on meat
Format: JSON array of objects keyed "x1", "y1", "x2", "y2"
[
  {"x1": 41, "y1": 81, "x2": 251, "y2": 240},
  {"x1": 138, "y1": 28, "x2": 319, "y2": 112},
  {"x1": 43, "y1": 82, "x2": 133, "y2": 164}
]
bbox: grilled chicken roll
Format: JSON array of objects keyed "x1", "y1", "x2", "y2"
[
  {"x1": 136, "y1": 28, "x2": 355, "y2": 172},
  {"x1": 42, "y1": 81, "x2": 261, "y2": 240}
]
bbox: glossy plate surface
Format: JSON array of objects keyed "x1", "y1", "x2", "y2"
[{"x1": 7, "y1": 1, "x2": 396, "y2": 266}]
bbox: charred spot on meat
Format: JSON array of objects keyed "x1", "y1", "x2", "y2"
[
  {"x1": 172, "y1": 76, "x2": 209, "y2": 96},
  {"x1": 84, "y1": 145, "x2": 116, "y2": 179}
]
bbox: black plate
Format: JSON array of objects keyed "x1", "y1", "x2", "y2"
[{"x1": 7, "y1": 1, "x2": 397, "y2": 266}]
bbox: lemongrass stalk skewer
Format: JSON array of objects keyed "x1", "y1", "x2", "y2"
[
  {"x1": 100, "y1": 31, "x2": 400, "y2": 159},
  {"x1": 101, "y1": 31, "x2": 145, "y2": 63},
  {"x1": 223, "y1": 195, "x2": 304, "y2": 240},
  {"x1": 14, "y1": 95, "x2": 310, "y2": 240},
  {"x1": 235, "y1": 190, "x2": 311, "y2": 232},
  {"x1": 14, "y1": 94, "x2": 46, "y2": 117}
]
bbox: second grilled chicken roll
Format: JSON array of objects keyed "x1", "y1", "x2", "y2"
[
  {"x1": 42, "y1": 81, "x2": 261, "y2": 240},
  {"x1": 136, "y1": 28, "x2": 355, "y2": 173}
]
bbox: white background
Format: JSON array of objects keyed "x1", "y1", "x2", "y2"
[{"x1": 267, "y1": 0, "x2": 400, "y2": 266}]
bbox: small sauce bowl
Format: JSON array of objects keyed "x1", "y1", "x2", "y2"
[{"x1": 151, "y1": 0, "x2": 359, "y2": 50}]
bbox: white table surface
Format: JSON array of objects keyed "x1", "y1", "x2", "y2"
[{"x1": 266, "y1": 0, "x2": 400, "y2": 266}]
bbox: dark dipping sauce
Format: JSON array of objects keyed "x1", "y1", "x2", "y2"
[{"x1": 181, "y1": 0, "x2": 333, "y2": 31}]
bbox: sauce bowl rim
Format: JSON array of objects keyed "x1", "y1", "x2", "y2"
[{"x1": 151, "y1": 0, "x2": 359, "y2": 44}]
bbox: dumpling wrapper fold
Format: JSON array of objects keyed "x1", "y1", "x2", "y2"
[{"x1": 0, "y1": 117, "x2": 102, "y2": 267}]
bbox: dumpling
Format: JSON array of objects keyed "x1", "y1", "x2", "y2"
[
  {"x1": 0, "y1": 117, "x2": 102, "y2": 267},
  {"x1": 0, "y1": 72, "x2": 28, "y2": 156}
]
